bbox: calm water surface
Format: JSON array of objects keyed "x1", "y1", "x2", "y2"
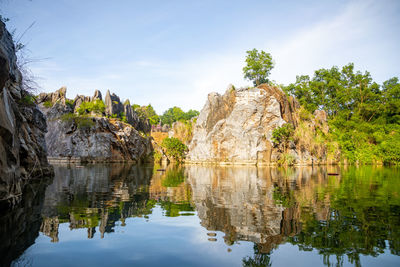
[{"x1": 3, "y1": 164, "x2": 400, "y2": 267}]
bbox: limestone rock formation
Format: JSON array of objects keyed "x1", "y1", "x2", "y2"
[
  {"x1": 73, "y1": 94, "x2": 91, "y2": 113},
  {"x1": 105, "y1": 90, "x2": 124, "y2": 116},
  {"x1": 0, "y1": 21, "x2": 53, "y2": 205},
  {"x1": 187, "y1": 84, "x2": 326, "y2": 165},
  {"x1": 168, "y1": 119, "x2": 196, "y2": 145},
  {"x1": 38, "y1": 89, "x2": 153, "y2": 163},
  {"x1": 92, "y1": 89, "x2": 102, "y2": 101},
  {"x1": 123, "y1": 100, "x2": 139, "y2": 126},
  {"x1": 45, "y1": 116, "x2": 153, "y2": 163}
]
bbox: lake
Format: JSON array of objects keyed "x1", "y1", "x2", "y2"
[{"x1": 3, "y1": 164, "x2": 400, "y2": 267}]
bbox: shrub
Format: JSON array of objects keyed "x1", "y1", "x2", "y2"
[
  {"x1": 277, "y1": 153, "x2": 295, "y2": 166},
  {"x1": 161, "y1": 137, "x2": 188, "y2": 162},
  {"x1": 77, "y1": 100, "x2": 105, "y2": 115},
  {"x1": 272, "y1": 123, "x2": 294, "y2": 151},
  {"x1": 20, "y1": 94, "x2": 35, "y2": 106},
  {"x1": 65, "y1": 99, "x2": 74, "y2": 108},
  {"x1": 43, "y1": 100, "x2": 53, "y2": 108},
  {"x1": 60, "y1": 113, "x2": 95, "y2": 129}
]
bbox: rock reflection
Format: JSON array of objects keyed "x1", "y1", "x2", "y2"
[
  {"x1": 0, "y1": 178, "x2": 52, "y2": 266},
  {"x1": 186, "y1": 165, "x2": 400, "y2": 266},
  {"x1": 186, "y1": 166, "x2": 308, "y2": 251},
  {"x1": 40, "y1": 164, "x2": 154, "y2": 241},
  {"x1": 13, "y1": 164, "x2": 398, "y2": 267}
]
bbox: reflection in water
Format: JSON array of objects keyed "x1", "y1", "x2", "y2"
[
  {"x1": 187, "y1": 166, "x2": 400, "y2": 267},
  {"x1": 9, "y1": 164, "x2": 400, "y2": 267},
  {"x1": 0, "y1": 177, "x2": 52, "y2": 266},
  {"x1": 39, "y1": 164, "x2": 194, "y2": 242}
]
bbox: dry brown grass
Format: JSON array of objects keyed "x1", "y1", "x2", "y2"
[{"x1": 152, "y1": 132, "x2": 168, "y2": 144}]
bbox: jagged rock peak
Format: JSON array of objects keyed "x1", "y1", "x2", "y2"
[
  {"x1": 92, "y1": 90, "x2": 102, "y2": 101},
  {"x1": 105, "y1": 90, "x2": 123, "y2": 116}
]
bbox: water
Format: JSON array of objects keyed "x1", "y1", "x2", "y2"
[{"x1": 3, "y1": 164, "x2": 400, "y2": 267}]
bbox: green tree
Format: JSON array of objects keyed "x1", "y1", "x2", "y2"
[
  {"x1": 132, "y1": 104, "x2": 160, "y2": 125},
  {"x1": 161, "y1": 137, "x2": 188, "y2": 162},
  {"x1": 243, "y1": 49, "x2": 274, "y2": 86},
  {"x1": 160, "y1": 107, "x2": 199, "y2": 125},
  {"x1": 284, "y1": 62, "x2": 400, "y2": 164}
]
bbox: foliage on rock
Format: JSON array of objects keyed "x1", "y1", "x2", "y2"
[{"x1": 161, "y1": 137, "x2": 188, "y2": 162}]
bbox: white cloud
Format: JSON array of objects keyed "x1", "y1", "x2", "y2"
[
  {"x1": 29, "y1": 0, "x2": 399, "y2": 114},
  {"x1": 270, "y1": 0, "x2": 399, "y2": 84}
]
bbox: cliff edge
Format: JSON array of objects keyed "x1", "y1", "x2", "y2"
[{"x1": 0, "y1": 21, "x2": 53, "y2": 206}]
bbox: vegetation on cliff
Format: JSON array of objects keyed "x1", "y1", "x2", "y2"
[
  {"x1": 242, "y1": 49, "x2": 399, "y2": 165},
  {"x1": 283, "y1": 63, "x2": 400, "y2": 164}
]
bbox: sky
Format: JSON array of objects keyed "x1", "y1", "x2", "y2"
[{"x1": 1, "y1": 0, "x2": 399, "y2": 114}]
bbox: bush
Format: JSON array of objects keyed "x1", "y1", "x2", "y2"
[
  {"x1": 60, "y1": 113, "x2": 95, "y2": 129},
  {"x1": 161, "y1": 137, "x2": 188, "y2": 162},
  {"x1": 43, "y1": 100, "x2": 53, "y2": 108},
  {"x1": 272, "y1": 123, "x2": 294, "y2": 151},
  {"x1": 20, "y1": 94, "x2": 35, "y2": 106},
  {"x1": 77, "y1": 100, "x2": 105, "y2": 115},
  {"x1": 277, "y1": 153, "x2": 295, "y2": 166},
  {"x1": 65, "y1": 99, "x2": 74, "y2": 108}
]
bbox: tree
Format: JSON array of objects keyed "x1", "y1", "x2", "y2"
[
  {"x1": 132, "y1": 104, "x2": 160, "y2": 125},
  {"x1": 160, "y1": 107, "x2": 199, "y2": 125},
  {"x1": 161, "y1": 137, "x2": 188, "y2": 162},
  {"x1": 243, "y1": 48, "x2": 274, "y2": 86}
]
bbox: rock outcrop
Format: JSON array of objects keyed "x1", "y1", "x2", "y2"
[
  {"x1": 187, "y1": 84, "x2": 327, "y2": 165},
  {"x1": 105, "y1": 90, "x2": 124, "y2": 116},
  {"x1": 38, "y1": 88, "x2": 153, "y2": 163},
  {"x1": 0, "y1": 21, "x2": 53, "y2": 206}
]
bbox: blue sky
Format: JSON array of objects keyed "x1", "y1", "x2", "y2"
[{"x1": 2, "y1": 0, "x2": 399, "y2": 113}]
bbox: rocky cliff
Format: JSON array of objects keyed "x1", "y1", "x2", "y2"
[
  {"x1": 187, "y1": 84, "x2": 328, "y2": 165},
  {"x1": 37, "y1": 88, "x2": 153, "y2": 163},
  {"x1": 0, "y1": 21, "x2": 53, "y2": 206}
]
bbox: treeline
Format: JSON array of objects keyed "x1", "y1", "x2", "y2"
[
  {"x1": 283, "y1": 63, "x2": 400, "y2": 164},
  {"x1": 132, "y1": 104, "x2": 199, "y2": 126}
]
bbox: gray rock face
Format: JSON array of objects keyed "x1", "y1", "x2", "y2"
[
  {"x1": 187, "y1": 84, "x2": 323, "y2": 165},
  {"x1": 42, "y1": 107, "x2": 153, "y2": 163},
  {"x1": 0, "y1": 21, "x2": 52, "y2": 205},
  {"x1": 73, "y1": 94, "x2": 91, "y2": 113},
  {"x1": 124, "y1": 102, "x2": 138, "y2": 126},
  {"x1": 105, "y1": 90, "x2": 124, "y2": 116},
  {"x1": 37, "y1": 87, "x2": 67, "y2": 105}
]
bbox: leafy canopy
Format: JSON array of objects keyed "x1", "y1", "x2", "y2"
[
  {"x1": 160, "y1": 107, "x2": 199, "y2": 126},
  {"x1": 161, "y1": 137, "x2": 188, "y2": 162},
  {"x1": 243, "y1": 48, "x2": 274, "y2": 86},
  {"x1": 282, "y1": 63, "x2": 400, "y2": 164},
  {"x1": 133, "y1": 104, "x2": 160, "y2": 125}
]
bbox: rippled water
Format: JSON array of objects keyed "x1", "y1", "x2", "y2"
[{"x1": 3, "y1": 164, "x2": 400, "y2": 267}]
